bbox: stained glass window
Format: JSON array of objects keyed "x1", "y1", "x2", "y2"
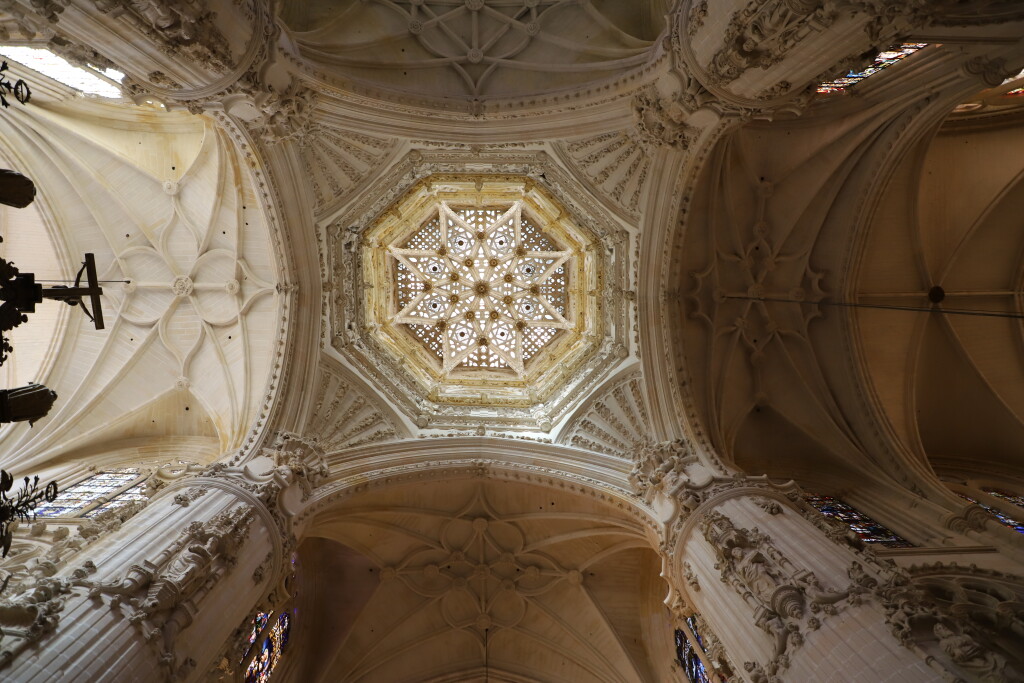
[
  {"x1": 675, "y1": 616, "x2": 712, "y2": 683},
  {"x1": 957, "y1": 493, "x2": 1024, "y2": 535},
  {"x1": 0, "y1": 46, "x2": 124, "y2": 97},
  {"x1": 34, "y1": 468, "x2": 142, "y2": 518},
  {"x1": 242, "y1": 612, "x2": 271, "y2": 663},
  {"x1": 391, "y1": 201, "x2": 572, "y2": 375},
  {"x1": 804, "y1": 495, "x2": 913, "y2": 547},
  {"x1": 982, "y1": 488, "x2": 1024, "y2": 509},
  {"x1": 244, "y1": 611, "x2": 292, "y2": 683},
  {"x1": 817, "y1": 43, "x2": 929, "y2": 94}
]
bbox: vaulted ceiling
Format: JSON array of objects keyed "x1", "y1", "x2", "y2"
[
  {"x1": 280, "y1": 0, "x2": 668, "y2": 106},
  {"x1": 856, "y1": 109, "x2": 1024, "y2": 481},
  {"x1": 0, "y1": 100, "x2": 283, "y2": 472},
  {"x1": 294, "y1": 479, "x2": 673, "y2": 683}
]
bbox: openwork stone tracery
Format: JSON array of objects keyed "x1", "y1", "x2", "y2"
[
  {"x1": 392, "y1": 201, "x2": 571, "y2": 375},
  {"x1": 355, "y1": 170, "x2": 621, "y2": 426}
]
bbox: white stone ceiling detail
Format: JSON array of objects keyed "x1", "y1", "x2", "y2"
[
  {"x1": 0, "y1": 107, "x2": 282, "y2": 465},
  {"x1": 298, "y1": 126, "x2": 397, "y2": 214},
  {"x1": 282, "y1": 0, "x2": 662, "y2": 104},
  {"x1": 559, "y1": 372, "x2": 652, "y2": 458},
  {"x1": 305, "y1": 357, "x2": 406, "y2": 453},
  {"x1": 306, "y1": 480, "x2": 671, "y2": 682},
  {"x1": 557, "y1": 131, "x2": 652, "y2": 220},
  {"x1": 391, "y1": 201, "x2": 571, "y2": 376},
  {"x1": 349, "y1": 170, "x2": 625, "y2": 429}
]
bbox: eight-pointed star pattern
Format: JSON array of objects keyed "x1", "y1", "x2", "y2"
[{"x1": 390, "y1": 201, "x2": 571, "y2": 375}]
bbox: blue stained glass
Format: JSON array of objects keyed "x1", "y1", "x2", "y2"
[
  {"x1": 241, "y1": 612, "x2": 271, "y2": 662},
  {"x1": 83, "y1": 484, "x2": 148, "y2": 517},
  {"x1": 817, "y1": 43, "x2": 929, "y2": 94},
  {"x1": 279, "y1": 612, "x2": 290, "y2": 646},
  {"x1": 958, "y1": 493, "x2": 1024, "y2": 535},
  {"x1": 675, "y1": 616, "x2": 712, "y2": 683},
  {"x1": 982, "y1": 488, "x2": 1024, "y2": 510},
  {"x1": 804, "y1": 495, "x2": 913, "y2": 548}
]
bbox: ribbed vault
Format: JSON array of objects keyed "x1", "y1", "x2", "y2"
[
  {"x1": 293, "y1": 478, "x2": 674, "y2": 683},
  {"x1": 855, "y1": 108, "x2": 1024, "y2": 480}
]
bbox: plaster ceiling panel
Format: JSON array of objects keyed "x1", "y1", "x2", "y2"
[
  {"x1": 915, "y1": 316, "x2": 1024, "y2": 471},
  {"x1": 854, "y1": 112, "x2": 1024, "y2": 478},
  {"x1": 917, "y1": 125, "x2": 1024, "y2": 280},
  {"x1": 677, "y1": 122, "x2": 880, "y2": 474},
  {"x1": 282, "y1": 0, "x2": 661, "y2": 107},
  {"x1": 303, "y1": 479, "x2": 671, "y2": 683},
  {"x1": 0, "y1": 105, "x2": 284, "y2": 467}
]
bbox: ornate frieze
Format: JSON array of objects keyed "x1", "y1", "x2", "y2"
[
  {"x1": 92, "y1": 0, "x2": 237, "y2": 73},
  {"x1": 629, "y1": 439, "x2": 697, "y2": 495},
  {"x1": 706, "y1": 0, "x2": 837, "y2": 87},
  {"x1": 876, "y1": 564, "x2": 1024, "y2": 681},
  {"x1": 0, "y1": 564, "x2": 96, "y2": 669}
]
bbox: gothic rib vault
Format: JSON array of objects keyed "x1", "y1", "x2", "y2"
[{"x1": 0, "y1": 1, "x2": 1023, "y2": 683}]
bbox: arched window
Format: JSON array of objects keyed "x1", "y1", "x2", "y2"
[
  {"x1": 982, "y1": 488, "x2": 1024, "y2": 510},
  {"x1": 243, "y1": 610, "x2": 292, "y2": 683},
  {"x1": 33, "y1": 468, "x2": 146, "y2": 518},
  {"x1": 0, "y1": 45, "x2": 124, "y2": 97},
  {"x1": 804, "y1": 495, "x2": 913, "y2": 547},
  {"x1": 957, "y1": 493, "x2": 1024, "y2": 535}
]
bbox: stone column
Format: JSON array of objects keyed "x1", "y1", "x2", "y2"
[
  {"x1": 0, "y1": 435, "x2": 325, "y2": 682},
  {"x1": 634, "y1": 443, "x2": 1017, "y2": 682}
]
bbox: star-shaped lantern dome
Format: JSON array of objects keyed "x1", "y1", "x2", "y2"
[
  {"x1": 354, "y1": 174, "x2": 622, "y2": 421},
  {"x1": 391, "y1": 201, "x2": 571, "y2": 375},
  {"x1": 357, "y1": 174, "x2": 610, "y2": 421}
]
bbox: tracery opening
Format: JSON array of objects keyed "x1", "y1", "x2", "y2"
[{"x1": 391, "y1": 201, "x2": 571, "y2": 375}]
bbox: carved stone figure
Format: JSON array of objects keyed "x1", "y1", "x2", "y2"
[
  {"x1": 934, "y1": 623, "x2": 1007, "y2": 682},
  {"x1": 629, "y1": 439, "x2": 695, "y2": 493}
]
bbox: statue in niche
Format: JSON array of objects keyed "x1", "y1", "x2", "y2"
[{"x1": 732, "y1": 544, "x2": 784, "y2": 607}]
